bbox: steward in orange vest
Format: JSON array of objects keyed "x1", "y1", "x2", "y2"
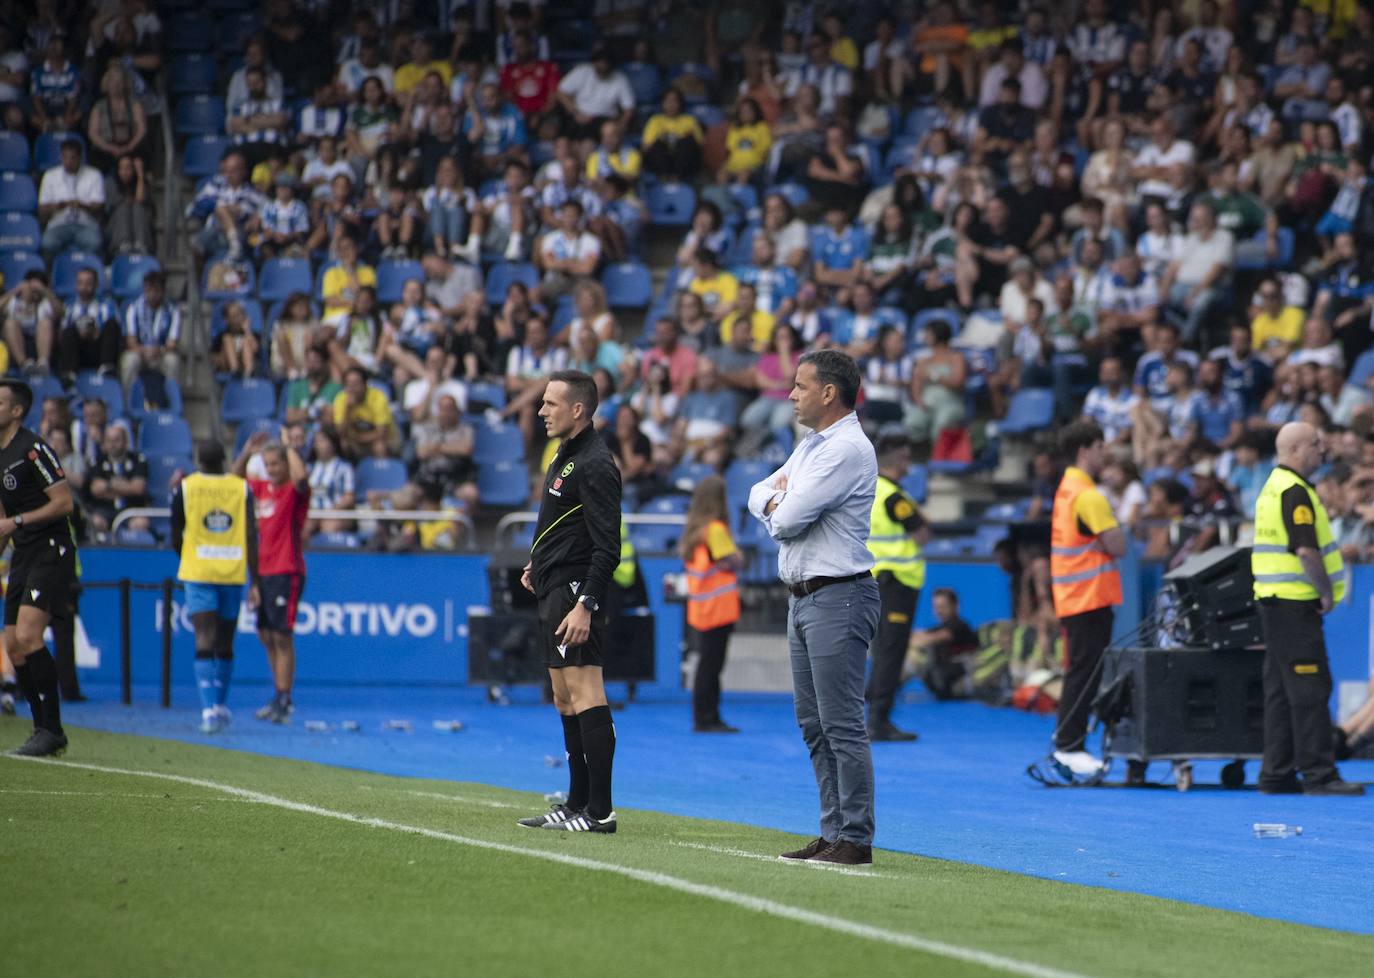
[{"x1": 681, "y1": 476, "x2": 744, "y2": 733}]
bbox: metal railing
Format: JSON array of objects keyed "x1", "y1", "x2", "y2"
[
  {"x1": 82, "y1": 577, "x2": 177, "y2": 707},
  {"x1": 493, "y1": 511, "x2": 687, "y2": 548},
  {"x1": 110, "y1": 506, "x2": 478, "y2": 539}
]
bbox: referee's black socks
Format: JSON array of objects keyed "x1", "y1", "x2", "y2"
[
  {"x1": 22, "y1": 647, "x2": 63, "y2": 736},
  {"x1": 560, "y1": 714, "x2": 589, "y2": 811},
  {"x1": 13, "y1": 660, "x2": 41, "y2": 730},
  {"x1": 577, "y1": 705, "x2": 616, "y2": 819}
]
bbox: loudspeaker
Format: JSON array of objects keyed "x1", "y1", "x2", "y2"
[
  {"x1": 1101, "y1": 645, "x2": 1265, "y2": 759},
  {"x1": 467, "y1": 610, "x2": 656, "y2": 684},
  {"x1": 1163, "y1": 546, "x2": 1261, "y2": 649}
]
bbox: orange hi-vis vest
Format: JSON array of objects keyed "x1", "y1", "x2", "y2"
[
  {"x1": 1050, "y1": 468, "x2": 1123, "y2": 618},
  {"x1": 686, "y1": 519, "x2": 741, "y2": 631}
]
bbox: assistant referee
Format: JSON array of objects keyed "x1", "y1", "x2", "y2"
[
  {"x1": 1252, "y1": 421, "x2": 1363, "y2": 796},
  {"x1": 517, "y1": 370, "x2": 624, "y2": 834}
]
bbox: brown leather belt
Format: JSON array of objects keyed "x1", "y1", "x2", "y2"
[{"x1": 788, "y1": 571, "x2": 871, "y2": 598}]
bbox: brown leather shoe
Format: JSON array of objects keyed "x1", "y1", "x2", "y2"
[
  {"x1": 809, "y1": 840, "x2": 873, "y2": 865},
  {"x1": 778, "y1": 837, "x2": 830, "y2": 861}
]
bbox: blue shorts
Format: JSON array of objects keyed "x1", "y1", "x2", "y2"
[
  {"x1": 1316, "y1": 212, "x2": 1354, "y2": 238},
  {"x1": 183, "y1": 582, "x2": 243, "y2": 620}
]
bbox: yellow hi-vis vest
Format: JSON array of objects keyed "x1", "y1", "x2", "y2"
[
  {"x1": 1252, "y1": 466, "x2": 1347, "y2": 603},
  {"x1": 614, "y1": 518, "x2": 636, "y2": 588},
  {"x1": 868, "y1": 476, "x2": 926, "y2": 589},
  {"x1": 177, "y1": 473, "x2": 250, "y2": 585}
]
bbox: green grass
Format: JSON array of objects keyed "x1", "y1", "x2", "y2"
[{"x1": 4, "y1": 717, "x2": 1370, "y2": 978}]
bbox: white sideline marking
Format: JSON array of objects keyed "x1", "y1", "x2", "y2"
[
  {"x1": 3, "y1": 757, "x2": 1091, "y2": 978},
  {"x1": 669, "y1": 841, "x2": 885, "y2": 878},
  {"x1": 403, "y1": 789, "x2": 522, "y2": 810},
  {"x1": 0, "y1": 787, "x2": 248, "y2": 803}
]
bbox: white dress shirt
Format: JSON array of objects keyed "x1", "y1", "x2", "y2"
[{"x1": 747, "y1": 411, "x2": 876, "y2": 585}]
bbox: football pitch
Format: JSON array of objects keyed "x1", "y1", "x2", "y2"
[{"x1": 5, "y1": 718, "x2": 1371, "y2": 978}]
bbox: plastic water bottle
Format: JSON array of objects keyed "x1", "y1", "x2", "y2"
[{"x1": 1252, "y1": 823, "x2": 1303, "y2": 838}]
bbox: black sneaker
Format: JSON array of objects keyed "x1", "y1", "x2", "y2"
[
  {"x1": 693, "y1": 720, "x2": 740, "y2": 733},
  {"x1": 1303, "y1": 777, "x2": 1366, "y2": 797},
  {"x1": 868, "y1": 722, "x2": 918, "y2": 742},
  {"x1": 9, "y1": 729, "x2": 68, "y2": 757},
  {"x1": 779, "y1": 837, "x2": 830, "y2": 861},
  {"x1": 809, "y1": 840, "x2": 873, "y2": 865},
  {"x1": 517, "y1": 803, "x2": 578, "y2": 828},
  {"x1": 542, "y1": 810, "x2": 616, "y2": 833}
]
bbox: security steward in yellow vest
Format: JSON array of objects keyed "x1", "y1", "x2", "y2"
[
  {"x1": 171, "y1": 440, "x2": 258, "y2": 735},
  {"x1": 1048, "y1": 422, "x2": 1125, "y2": 778},
  {"x1": 865, "y1": 435, "x2": 929, "y2": 742},
  {"x1": 1251, "y1": 422, "x2": 1363, "y2": 796}
]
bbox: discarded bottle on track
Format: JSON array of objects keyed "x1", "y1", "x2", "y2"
[{"x1": 1252, "y1": 823, "x2": 1303, "y2": 838}]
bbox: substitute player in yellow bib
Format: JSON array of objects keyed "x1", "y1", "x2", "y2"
[
  {"x1": 172, "y1": 440, "x2": 259, "y2": 735},
  {"x1": 1251, "y1": 421, "x2": 1362, "y2": 796},
  {"x1": 865, "y1": 434, "x2": 929, "y2": 742}
]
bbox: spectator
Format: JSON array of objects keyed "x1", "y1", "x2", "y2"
[
  {"x1": 980, "y1": 38, "x2": 1048, "y2": 109},
  {"x1": 29, "y1": 32, "x2": 80, "y2": 133},
  {"x1": 1192, "y1": 358, "x2": 1245, "y2": 448},
  {"x1": 642, "y1": 88, "x2": 704, "y2": 184},
  {"x1": 57, "y1": 267, "x2": 120, "y2": 380},
  {"x1": 998, "y1": 256, "x2": 1054, "y2": 332},
  {"x1": 906, "y1": 319, "x2": 967, "y2": 443},
  {"x1": 675, "y1": 201, "x2": 732, "y2": 270},
  {"x1": 333, "y1": 365, "x2": 398, "y2": 459},
  {"x1": 321, "y1": 234, "x2": 377, "y2": 327},
  {"x1": 1132, "y1": 116, "x2": 1195, "y2": 215},
  {"x1": 806, "y1": 124, "x2": 869, "y2": 213},
  {"x1": 344, "y1": 75, "x2": 399, "y2": 172},
  {"x1": 464, "y1": 82, "x2": 529, "y2": 180},
  {"x1": 629, "y1": 361, "x2": 680, "y2": 462},
  {"x1": 785, "y1": 31, "x2": 853, "y2": 120},
  {"x1": 212, "y1": 300, "x2": 260, "y2": 379},
  {"x1": 640, "y1": 317, "x2": 698, "y2": 397},
  {"x1": 1101, "y1": 459, "x2": 1148, "y2": 527},
  {"x1": 0, "y1": 270, "x2": 58, "y2": 375},
  {"x1": 284, "y1": 346, "x2": 342, "y2": 427},
  {"x1": 1209, "y1": 320, "x2": 1272, "y2": 415},
  {"x1": 37, "y1": 137, "x2": 104, "y2": 259},
  {"x1": 908, "y1": 588, "x2": 980, "y2": 701},
  {"x1": 556, "y1": 44, "x2": 635, "y2": 143},
  {"x1": 585, "y1": 118, "x2": 641, "y2": 183},
  {"x1": 404, "y1": 345, "x2": 468, "y2": 424},
  {"x1": 566, "y1": 280, "x2": 617, "y2": 347},
  {"x1": 1319, "y1": 363, "x2": 1370, "y2": 427},
  {"x1": 105, "y1": 154, "x2": 153, "y2": 255},
  {"x1": 191, "y1": 150, "x2": 263, "y2": 262},
  {"x1": 120, "y1": 269, "x2": 179, "y2": 389},
  {"x1": 270, "y1": 294, "x2": 320, "y2": 381},
  {"x1": 501, "y1": 315, "x2": 566, "y2": 444},
  {"x1": 259, "y1": 173, "x2": 309, "y2": 258},
  {"x1": 87, "y1": 422, "x2": 149, "y2": 536},
  {"x1": 736, "y1": 322, "x2": 800, "y2": 455},
  {"x1": 707, "y1": 313, "x2": 761, "y2": 415},
  {"x1": 501, "y1": 29, "x2": 559, "y2": 120},
  {"x1": 568, "y1": 322, "x2": 628, "y2": 387},
  {"x1": 1250, "y1": 275, "x2": 1305, "y2": 361},
  {"x1": 1097, "y1": 252, "x2": 1160, "y2": 356},
  {"x1": 86, "y1": 63, "x2": 147, "y2": 171},
  {"x1": 718, "y1": 97, "x2": 770, "y2": 187},
  {"x1": 860, "y1": 325, "x2": 912, "y2": 427},
  {"x1": 394, "y1": 33, "x2": 452, "y2": 96},
  {"x1": 683, "y1": 248, "x2": 739, "y2": 323},
  {"x1": 864, "y1": 203, "x2": 919, "y2": 310},
  {"x1": 720, "y1": 282, "x2": 775, "y2": 355},
  {"x1": 811, "y1": 203, "x2": 868, "y2": 298},
  {"x1": 605, "y1": 403, "x2": 656, "y2": 496},
  {"x1": 338, "y1": 35, "x2": 393, "y2": 97},
  {"x1": 421, "y1": 155, "x2": 476, "y2": 262},
  {"x1": 973, "y1": 78, "x2": 1034, "y2": 164},
  {"x1": 227, "y1": 65, "x2": 289, "y2": 168},
  {"x1": 672, "y1": 358, "x2": 738, "y2": 468},
  {"x1": 534, "y1": 199, "x2": 600, "y2": 305},
  {"x1": 413, "y1": 394, "x2": 477, "y2": 504},
  {"x1": 305, "y1": 427, "x2": 355, "y2": 536},
  {"x1": 735, "y1": 235, "x2": 799, "y2": 319},
  {"x1": 225, "y1": 36, "x2": 283, "y2": 115},
  {"x1": 1159, "y1": 200, "x2": 1233, "y2": 346},
  {"x1": 468, "y1": 159, "x2": 535, "y2": 261},
  {"x1": 72, "y1": 396, "x2": 107, "y2": 471}
]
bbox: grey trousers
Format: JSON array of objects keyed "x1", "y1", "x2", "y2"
[{"x1": 788, "y1": 575, "x2": 881, "y2": 846}]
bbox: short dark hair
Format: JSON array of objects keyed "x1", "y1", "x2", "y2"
[
  {"x1": 344, "y1": 365, "x2": 369, "y2": 384},
  {"x1": 799, "y1": 349, "x2": 862, "y2": 408},
  {"x1": 0, "y1": 379, "x2": 32, "y2": 418},
  {"x1": 1058, "y1": 420, "x2": 1104, "y2": 461},
  {"x1": 933, "y1": 587, "x2": 958, "y2": 605},
  {"x1": 60, "y1": 137, "x2": 82, "y2": 154},
  {"x1": 874, "y1": 432, "x2": 911, "y2": 462},
  {"x1": 142, "y1": 269, "x2": 165, "y2": 288},
  {"x1": 549, "y1": 369, "x2": 598, "y2": 417},
  {"x1": 197, "y1": 439, "x2": 226, "y2": 474}
]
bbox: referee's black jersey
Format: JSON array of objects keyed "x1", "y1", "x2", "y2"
[
  {"x1": 0, "y1": 427, "x2": 74, "y2": 551},
  {"x1": 529, "y1": 423, "x2": 622, "y2": 604}
]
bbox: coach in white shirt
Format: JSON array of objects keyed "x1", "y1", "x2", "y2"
[
  {"x1": 38, "y1": 138, "x2": 104, "y2": 259},
  {"x1": 748, "y1": 350, "x2": 880, "y2": 866}
]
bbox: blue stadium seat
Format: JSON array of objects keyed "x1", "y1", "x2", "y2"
[
  {"x1": 690, "y1": 104, "x2": 725, "y2": 129},
  {"x1": 476, "y1": 459, "x2": 530, "y2": 508},
  {"x1": 167, "y1": 14, "x2": 213, "y2": 51},
  {"x1": 466, "y1": 381, "x2": 506, "y2": 409},
  {"x1": 183, "y1": 135, "x2": 229, "y2": 178},
  {"x1": 51, "y1": 251, "x2": 104, "y2": 298},
  {"x1": 202, "y1": 259, "x2": 255, "y2": 301},
  {"x1": 0, "y1": 173, "x2": 37, "y2": 213},
  {"x1": 128, "y1": 374, "x2": 185, "y2": 422},
  {"x1": 210, "y1": 299, "x2": 264, "y2": 337},
  {"x1": 631, "y1": 523, "x2": 680, "y2": 554},
  {"x1": 900, "y1": 466, "x2": 928, "y2": 504},
  {"x1": 623, "y1": 62, "x2": 662, "y2": 106},
  {"x1": 0, "y1": 131, "x2": 27, "y2": 172},
  {"x1": 33, "y1": 132, "x2": 83, "y2": 171},
  {"x1": 170, "y1": 53, "x2": 218, "y2": 94},
  {"x1": 669, "y1": 461, "x2": 716, "y2": 492},
  {"x1": 984, "y1": 500, "x2": 1030, "y2": 522},
  {"x1": 923, "y1": 537, "x2": 967, "y2": 558},
  {"x1": 27, "y1": 374, "x2": 67, "y2": 409},
  {"x1": 258, "y1": 257, "x2": 313, "y2": 301},
  {"x1": 0, "y1": 211, "x2": 40, "y2": 252},
  {"x1": 999, "y1": 388, "x2": 1054, "y2": 435},
  {"x1": 550, "y1": 293, "x2": 576, "y2": 335},
  {"x1": 376, "y1": 259, "x2": 424, "y2": 303},
  {"x1": 646, "y1": 183, "x2": 696, "y2": 226},
  {"x1": 217, "y1": 12, "x2": 262, "y2": 53},
  {"x1": 355, "y1": 457, "x2": 408, "y2": 495},
  {"x1": 313, "y1": 531, "x2": 362, "y2": 551},
  {"x1": 1349, "y1": 349, "x2": 1374, "y2": 389},
  {"x1": 137, "y1": 413, "x2": 194, "y2": 455},
  {"x1": 110, "y1": 254, "x2": 161, "y2": 299},
  {"x1": 905, "y1": 105, "x2": 941, "y2": 139},
  {"x1": 874, "y1": 307, "x2": 907, "y2": 330},
  {"x1": 221, "y1": 377, "x2": 277, "y2": 424},
  {"x1": 724, "y1": 458, "x2": 772, "y2": 516},
  {"x1": 601, "y1": 261, "x2": 652, "y2": 308},
  {"x1": 473, "y1": 420, "x2": 526, "y2": 464},
  {"x1": 770, "y1": 182, "x2": 810, "y2": 208},
  {"x1": 174, "y1": 96, "x2": 227, "y2": 136},
  {"x1": 75, "y1": 371, "x2": 127, "y2": 418},
  {"x1": 0, "y1": 250, "x2": 44, "y2": 286},
  {"x1": 484, "y1": 261, "x2": 539, "y2": 305},
  {"x1": 233, "y1": 416, "x2": 278, "y2": 453},
  {"x1": 115, "y1": 528, "x2": 159, "y2": 547},
  {"x1": 639, "y1": 494, "x2": 690, "y2": 516},
  {"x1": 143, "y1": 453, "x2": 192, "y2": 502}
]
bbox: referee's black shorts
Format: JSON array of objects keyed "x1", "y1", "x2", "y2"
[
  {"x1": 539, "y1": 583, "x2": 604, "y2": 669},
  {"x1": 5, "y1": 537, "x2": 77, "y2": 626}
]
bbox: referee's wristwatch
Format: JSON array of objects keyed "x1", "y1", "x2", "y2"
[
  {"x1": 12, "y1": 514, "x2": 24, "y2": 527},
  {"x1": 577, "y1": 593, "x2": 599, "y2": 613}
]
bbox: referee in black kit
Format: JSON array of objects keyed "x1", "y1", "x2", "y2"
[
  {"x1": 517, "y1": 370, "x2": 624, "y2": 833},
  {"x1": 0, "y1": 380, "x2": 78, "y2": 757}
]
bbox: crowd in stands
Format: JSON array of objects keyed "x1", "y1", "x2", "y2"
[{"x1": 11, "y1": 1, "x2": 1374, "y2": 560}]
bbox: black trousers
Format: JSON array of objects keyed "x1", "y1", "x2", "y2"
[
  {"x1": 1258, "y1": 599, "x2": 1337, "y2": 786},
  {"x1": 865, "y1": 572, "x2": 919, "y2": 726},
  {"x1": 58, "y1": 322, "x2": 122, "y2": 374},
  {"x1": 692, "y1": 623, "x2": 733, "y2": 725},
  {"x1": 643, "y1": 138, "x2": 702, "y2": 183},
  {"x1": 1053, "y1": 606, "x2": 1114, "y2": 752}
]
